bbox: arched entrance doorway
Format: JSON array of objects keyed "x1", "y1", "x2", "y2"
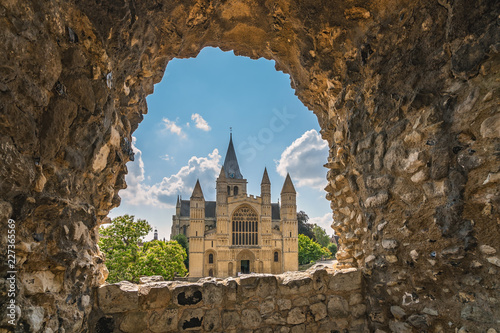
[{"x1": 236, "y1": 249, "x2": 256, "y2": 275}]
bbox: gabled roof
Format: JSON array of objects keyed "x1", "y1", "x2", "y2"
[
  {"x1": 179, "y1": 200, "x2": 216, "y2": 218},
  {"x1": 271, "y1": 203, "x2": 280, "y2": 220},
  {"x1": 178, "y1": 201, "x2": 280, "y2": 220},
  {"x1": 281, "y1": 173, "x2": 296, "y2": 194},
  {"x1": 223, "y1": 133, "x2": 243, "y2": 179}
]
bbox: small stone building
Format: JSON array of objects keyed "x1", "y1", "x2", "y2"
[{"x1": 171, "y1": 134, "x2": 298, "y2": 278}]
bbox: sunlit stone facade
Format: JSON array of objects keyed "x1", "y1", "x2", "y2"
[{"x1": 171, "y1": 135, "x2": 298, "y2": 278}]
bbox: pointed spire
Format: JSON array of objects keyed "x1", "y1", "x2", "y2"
[
  {"x1": 223, "y1": 132, "x2": 243, "y2": 179},
  {"x1": 218, "y1": 165, "x2": 226, "y2": 180},
  {"x1": 176, "y1": 195, "x2": 181, "y2": 207},
  {"x1": 191, "y1": 179, "x2": 204, "y2": 199},
  {"x1": 281, "y1": 173, "x2": 296, "y2": 194},
  {"x1": 261, "y1": 167, "x2": 270, "y2": 185}
]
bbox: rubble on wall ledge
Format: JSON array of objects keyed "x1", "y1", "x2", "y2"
[{"x1": 96, "y1": 267, "x2": 366, "y2": 333}]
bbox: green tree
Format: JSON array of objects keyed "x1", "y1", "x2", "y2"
[
  {"x1": 327, "y1": 243, "x2": 338, "y2": 258},
  {"x1": 297, "y1": 211, "x2": 315, "y2": 240},
  {"x1": 298, "y1": 234, "x2": 325, "y2": 265},
  {"x1": 138, "y1": 240, "x2": 187, "y2": 280},
  {"x1": 312, "y1": 225, "x2": 331, "y2": 248},
  {"x1": 99, "y1": 215, "x2": 187, "y2": 283},
  {"x1": 99, "y1": 215, "x2": 151, "y2": 283},
  {"x1": 171, "y1": 233, "x2": 189, "y2": 270}
]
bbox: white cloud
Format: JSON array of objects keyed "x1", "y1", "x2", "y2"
[
  {"x1": 161, "y1": 154, "x2": 172, "y2": 161},
  {"x1": 275, "y1": 129, "x2": 329, "y2": 190},
  {"x1": 119, "y1": 146, "x2": 221, "y2": 208},
  {"x1": 162, "y1": 118, "x2": 185, "y2": 138},
  {"x1": 309, "y1": 213, "x2": 335, "y2": 235},
  {"x1": 191, "y1": 113, "x2": 211, "y2": 131}
]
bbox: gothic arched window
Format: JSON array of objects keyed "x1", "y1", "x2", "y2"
[
  {"x1": 209, "y1": 253, "x2": 214, "y2": 264},
  {"x1": 232, "y1": 206, "x2": 258, "y2": 246},
  {"x1": 234, "y1": 186, "x2": 239, "y2": 196},
  {"x1": 274, "y1": 251, "x2": 279, "y2": 262}
]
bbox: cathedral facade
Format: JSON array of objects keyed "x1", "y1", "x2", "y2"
[{"x1": 171, "y1": 134, "x2": 298, "y2": 278}]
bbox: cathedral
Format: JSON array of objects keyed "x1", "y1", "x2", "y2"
[{"x1": 171, "y1": 134, "x2": 298, "y2": 278}]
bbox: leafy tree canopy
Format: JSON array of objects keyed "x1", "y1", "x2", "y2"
[
  {"x1": 171, "y1": 233, "x2": 189, "y2": 271},
  {"x1": 297, "y1": 211, "x2": 315, "y2": 240},
  {"x1": 99, "y1": 215, "x2": 187, "y2": 283},
  {"x1": 298, "y1": 234, "x2": 329, "y2": 265},
  {"x1": 312, "y1": 224, "x2": 331, "y2": 248},
  {"x1": 327, "y1": 243, "x2": 338, "y2": 258}
]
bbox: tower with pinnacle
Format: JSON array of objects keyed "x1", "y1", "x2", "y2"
[{"x1": 171, "y1": 133, "x2": 298, "y2": 278}]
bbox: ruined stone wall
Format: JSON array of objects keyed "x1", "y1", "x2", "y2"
[
  {"x1": 0, "y1": 0, "x2": 499, "y2": 332},
  {"x1": 95, "y1": 268, "x2": 365, "y2": 333}
]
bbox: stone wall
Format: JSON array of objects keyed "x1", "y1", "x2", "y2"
[
  {"x1": 0, "y1": 0, "x2": 499, "y2": 332},
  {"x1": 95, "y1": 268, "x2": 366, "y2": 333}
]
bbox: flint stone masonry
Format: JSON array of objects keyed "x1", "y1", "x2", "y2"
[
  {"x1": 0, "y1": 0, "x2": 499, "y2": 332},
  {"x1": 97, "y1": 268, "x2": 366, "y2": 332}
]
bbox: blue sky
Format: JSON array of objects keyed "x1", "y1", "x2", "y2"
[{"x1": 109, "y1": 47, "x2": 332, "y2": 240}]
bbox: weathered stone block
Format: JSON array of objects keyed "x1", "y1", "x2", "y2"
[
  {"x1": 119, "y1": 312, "x2": 148, "y2": 333},
  {"x1": 223, "y1": 310, "x2": 241, "y2": 330},
  {"x1": 351, "y1": 304, "x2": 367, "y2": 319},
  {"x1": 241, "y1": 309, "x2": 262, "y2": 329},
  {"x1": 278, "y1": 298, "x2": 292, "y2": 311},
  {"x1": 203, "y1": 309, "x2": 220, "y2": 331},
  {"x1": 280, "y1": 272, "x2": 313, "y2": 295},
  {"x1": 310, "y1": 302, "x2": 327, "y2": 321},
  {"x1": 259, "y1": 299, "x2": 275, "y2": 315},
  {"x1": 173, "y1": 284, "x2": 203, "y2": 306},
  {"x1": 365, "y1": 175, "x2": 393, "y2": 189},
  {"x1": 292, "y1": 297, "x2": 309, "y2": 307},
  {"x1": 287, "y1": 307, "x2": 306, "y2": 325},
  {"x1": 365, "y1": 191, "x2": 389, "y2": 208},
  {"x1": 149, "y1": 309, "x2": 178, "y2": 333},
  {"x1": 180, "y1": 308, "x2": 204, "y2": 331},
  {"x1": 202, "y1": 281, "x2": 224, "y2": 305},
  {"x1": 327, "y1": 295, "x2": 349, "y2": 318},
  {"x1": 309, "y1": 293, "x2": 326, "y2": 304},
  {"x1": 263, "y1": 312, "x2": 286, "y2": 325},
  {"x1": 98, "y1": 281, "x2": 138, "y2": 314},
  {"x1": 480, "y1": 114, "x2": 500, "y2": 138},
  {"x1": 21, "y1": 270, "x2": 64, "y2": 295},
  {"x1": 24, "y1": 307, "x2": 44, "y2": 333},
  {"x1": 328, "y1": 268, "x2": 361, "y2": 292},
  {"x1": 138, "y1": 282, "x2": 172, "y2": 309}
]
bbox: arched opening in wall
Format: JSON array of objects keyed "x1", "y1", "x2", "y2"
[{"x1": 107, "y1": 47, "x2": 334, "y2": 282}]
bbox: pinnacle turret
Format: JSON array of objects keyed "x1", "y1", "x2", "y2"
[
  {"x1": 218, "y1": 165, "x2": 226, "y2": 180},
  {"x1": 281, "y1": 173, "x2": 296, "y2": 194},
  {"x1": 261, "y1": 167, "x2": 270, "y2": 185},
  {"x1": 191, "y1": 179, "x2": 205, "y2": 199}
]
